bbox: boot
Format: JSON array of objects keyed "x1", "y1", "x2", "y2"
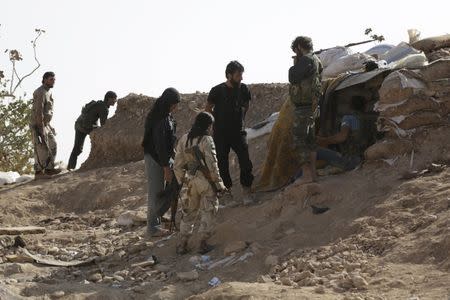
[
  {"x1": 220, "y1": 188, "x2": 238, "y2": 208},
  {"x1": 176, "y1": 239, "x2": 189, "y2": 255},
  {"x1": 198, "y1": 240, "x2": 214, "y2": 254},
  {"x1": 242, "y1": 186, "x2": 254, "y2": 206}
]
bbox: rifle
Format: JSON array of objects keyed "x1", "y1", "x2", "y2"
[
  {"x1": 186, "y1": 144, "x2": 221, "y2": 195},
  {"x1": 31, "y1": 125, "x2": 53, "y2": 169}
]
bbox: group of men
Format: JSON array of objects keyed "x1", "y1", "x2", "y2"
[
  {"x1": 30, "y1": 35, "x2": 366, "y2": 254},
  {"x1": 30, "y1": 72, "x2": 118, "y2": 179}
]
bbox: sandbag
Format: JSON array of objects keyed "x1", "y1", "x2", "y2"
[
  {"x1": 375, "y1": 96, "x2": 442, "y2": 118},
  {"x1": 0, "y1": 171, "x2": 20, "y2": 185},
  {"x1": 420, "y1": 59, "x2": 450, "y2": 81},
  {"x1": 322, "y1": 53, "x2": 374, "y2": 79},
  {"x1": 412, "y1": 34, "x2": 450, "y2": 53},
  {"x1": 364, "y1": 44, "x2": 394, "y2": 57},
  {"x1": 399, "y1": 111, "x2": 444, "y2": 129},
  {"x1": 365, "y1": 139, "x2": 413, "y2": 160},
  {"x1": 426, "y1": 48, "x2": 450, "y2": 62},
  {"x1": 380, "y1": 42, "x2": 422, "y2": 64},
  {"x1": 317, "y1": 46, "x2": 352, "y2": 69},
  {"x1": 390, "y1": 53, "x2": 428, "y2": 69},
  {"x1": 378, "y1": 69, "x2": 429, "y2": 104}
]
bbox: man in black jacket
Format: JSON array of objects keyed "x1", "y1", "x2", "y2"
[
  {"x1": 205, "y1": 61, "x2": 254, "y2": 205},
  {"x1": 67, "y1": 91, "x2": 117, "y2": 170}
]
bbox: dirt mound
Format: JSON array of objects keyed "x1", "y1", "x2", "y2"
[{"x1": 82, "y1": 84, "x2": 288, "y2": 170}]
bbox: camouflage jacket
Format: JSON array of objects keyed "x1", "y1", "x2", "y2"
[{"x1": 31, "y1": 85, "x2": 54, "y2": 127}]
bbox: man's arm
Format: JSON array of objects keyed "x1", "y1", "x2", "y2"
[
  {"x1": 289, "y1": 56, "x2": 313, "y2": 84},
  {"x1": 33, "y1": 89, "x2": 45, "y2": 130},
  {"x1": 316, "y1": 126, "x2": 350, "y2": 147},
  {"x1": 99, "y1": 105, "x2": 108, "y2": 126},
  {"x1": 173, "y1": 136, "x2": 186, "y2": 184},
  {"x1": 205, "y1": 87, "x2": 216, "y2": 113},
  {"x1": 205, "y1": 101, "x2": 214, "y2": 113}
]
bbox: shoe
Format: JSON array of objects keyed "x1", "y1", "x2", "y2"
[
  {"x1": 242, "y1": 187, "x2": 255, "y2": 206},
  {"x1": 149, "y1": 228, "x2": 170, "y2": 237},
  {"x1": 34, "y1": 171, "x2": 52, "y2": 180},
  {"x1": 198, "y1": 240, "x2": 214, "y2": 254},
  {"x1": 176, "y1": 240, "x2": 189, "y2": 255},
  {"x1": 220, "y1": 189, "x2": 238, "y2": 207},
  {"x1": 45, "y1": 168, "x2": 62, "y2": 176}
]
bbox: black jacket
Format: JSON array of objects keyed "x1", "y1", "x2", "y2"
[
  {"x1": 75, "y1": 100, "x2": 109, "y2": 133},
  {"x1": 142, "y1": 114, "x2": 176, "y2": 167}
]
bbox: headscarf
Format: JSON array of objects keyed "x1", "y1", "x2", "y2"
[{"x1": 186, "y1": 112, "x2": 214, "y2": 146}]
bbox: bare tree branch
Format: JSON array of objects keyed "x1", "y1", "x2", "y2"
[{"x1": 11, "y1": 29, "x2": 44, "y2": 95}]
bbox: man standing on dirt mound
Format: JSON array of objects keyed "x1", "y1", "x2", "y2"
[
  {"x1": 173, "y1": 112, "x2": 226, "y2": 254},
  {"x1": 31, "y1": 72, "x2": 61, "y2": 180},
  {"x1": 67, "y1": 91, "x2": 117, "y2": 170},
  {"x1": 289, "y1": 36, "x2": 323, "y2": 185},
  {"x1": 205, "y1": 61, "x2": 254, "y2": 206}
]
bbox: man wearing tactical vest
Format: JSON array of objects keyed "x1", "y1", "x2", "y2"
[
  {"x1": 67, "y1": 91, "x2": 117, "y2": 170},
  {"x1": 173, "y1": 112, "x2": 226, "y2": 255},
  {"x1": 289, "y1": 36, "x2": 323, "y2": 185}
]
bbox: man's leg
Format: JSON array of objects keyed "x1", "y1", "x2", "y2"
[
  {"x1": 144, "y1": 154, "x2": 166, "y2": 235},
  {"x1": 214, "y1": 135, "x2": 232, "y2": 189},
  {"x1": 68, "y1": 129, "x2": 88, "y2": 170},
  {"x1": 178, "y1": 182, "x2": 202, "y2": 254},
  {"x1": 198, "y1": 186, "x2": 218, "y2": 254},
  {"x1": 230, "y1": 132, "x2": 254, "y2": 188}
]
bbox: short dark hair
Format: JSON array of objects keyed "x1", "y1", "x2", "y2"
[
  {"x1": 291, "y1": 36, "x2": 313, "y2": 52},
  {"x1": 42, "y1": 71, "x2": 55, "y2": 84},
  {"x1": 225, "y1": 60, "x2": 244, "y2": 78},
  {"x1": 104, "y1": 91, "x2": 117, "y2": 101}
]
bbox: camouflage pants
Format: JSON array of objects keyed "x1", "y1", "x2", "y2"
[
  {"x1": 179, "y1": 175, "x2": 219, "y2": 242},
  {"x1": 292, "y1": 106, "x2": 316, "y2": 165},
  {"x1": 31, "y1": 124, "x2": 57, "y2": 172}
]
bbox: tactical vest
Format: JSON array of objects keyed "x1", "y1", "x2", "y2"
[{"x1": 289, "y1": 53, "x2": 322, "y2": 112}]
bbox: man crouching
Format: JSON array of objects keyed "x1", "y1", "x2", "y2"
[{"x1": 173, "y1": 112, "x2": 226, "y2": 255}]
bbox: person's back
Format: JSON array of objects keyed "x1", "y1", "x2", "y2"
[
  {"x1": 75, "y1": 100, "x2": 109, "y2": 134},
  {"x1": 68, "y1": 91, "x2": 117, "y2": 170}
]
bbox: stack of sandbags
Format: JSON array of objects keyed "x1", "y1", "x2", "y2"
[
  {"x1": 365, "y1": 59, "x2": 450, "y2": 161},
  {"x1": 412, "y1": 34, "x2": 450, "y2": 63},
  {"x1": 322, "y1": 52, "x2": 375, "y2": 79}
]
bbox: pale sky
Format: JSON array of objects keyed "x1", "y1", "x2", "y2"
[{"x1": 1, "y1": 0, "x2": 449, "y2": 168}]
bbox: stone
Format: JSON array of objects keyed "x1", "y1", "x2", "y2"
[
  {"x1": 314, "y1": 286, "x2": 326, "y2": 294},
  {"x1": 4, "y1": 263, "x2": 24, "y2": 276},
  {"x1": 257, "y1": 275, "x2": 273, "y2": 283},
  {"x1": 351, "y1": 275, "x2": 369, "y2": 290},
  {"x1": 51, "y1": 291, "x2": 65, "y2": 299},
  {"x1": 293, "y1": 271, "x2": 313, "y2": 282},
  {"x1": 102, "y1": 276, "x2": 114, "y2": 284},
  {"x1": 88, "y1": 273, "x2": 102, "y2": 282},
  {"x1": 113, "y1": 275, "x2": 125, "y2": 282},
  {"x1": 387, "y1": 279, "x2": 406, "y2": 288},
  {"x1": 280, "y1": 277, "x2": 293, "y2": 286},
  {"x1": 155, "y1": 264, "x2": 171, "y2": 273},
  {"x1": 177, "y1": 270, "x2": 199, "y2": 281},
  {"x1": 5, "y1": 254, "x2": 34, "y2": 263},
  {"x1": 223, "y1": 241, "x2": 248, "y2": 256},
  {"x1": 0, "y1": 226, "x2": 46, "y2": 235},
  {"x1": 264, "y1": 255, "x2": 279, "y2": 267}
]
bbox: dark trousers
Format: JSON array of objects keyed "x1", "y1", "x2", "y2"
[
  {"x1": 68, "y1": 129, "x2": 88, "y2": 170},
  {"x1": 214, "y1": 131, "x2": 254, "y2": 189}
]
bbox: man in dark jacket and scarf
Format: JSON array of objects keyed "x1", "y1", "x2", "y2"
[{"x1": 142, "y1": 87, "x2": 180, "y2": 237}]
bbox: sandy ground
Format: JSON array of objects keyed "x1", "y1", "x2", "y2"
[{"x1": 1, "y1": 124, "x2": 450, "y2": 300}]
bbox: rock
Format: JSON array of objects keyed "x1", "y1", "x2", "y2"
[
  {"x1": 314, "y1": 286, "x2": 325, "y2": 294},
  {"x1": 280, "y1": 277, "x2": 293, "y2": 286},
  {"x1": 117, "y1": 211, "x2": 147, "y2": 226},
  {"x1": 155, "y1": 264, "x2": 171, "y2": 273},
  {"x1": 177, "y1": 270, "x2": 199, "y2": 281},
  {"x1": 51, "y1": 291, "x2": 65, "y2": 299},
  {"x1": 257, "y1": 275, "x2": 273, "y2": 283},
  {"x1": 249, "y1": 242, "x2": 263, "y2": 254},
  {"x1": 298, "y1": 277, "x2": 318, "y2": 287},
  {"x1": 48, "y1": 246, "x2": 60, "y2": 255},
  {"x1": 387, "y1": 279, "x2": 406, "y2": 288},
  {"x1": 188, "y1": 256, "x2": 202, "y2": 265},
  {"x1": 88, "y1": 273, "x2": 102, "y2": 282},
  {"x1": 0, "y1": 226, "x2": 46, "y2": 235},
  {"x1": 5, "y1": 254, "x2": 34, "y2": 263},
  {"x1": 223, "y1": 241, "x2": 248, "y2": 256},
  {"x1": 264, "y1": 255, "x2": 279, "y2": 267},
  {"x1": 351, "y1": 275, "x2": 369, "y2": 290},
  {"x1": 113, "y1": 275, "x2": 125, "y2": 282},
  {"x1": 103, "y1": 276, "x2": 114, "y2": 284},
  {"x1": 293, "y1": 271, "x2": 313, "y2": 282},
  {"x1": 4, "y1": 263, "x2": 24, "y2": 276}
]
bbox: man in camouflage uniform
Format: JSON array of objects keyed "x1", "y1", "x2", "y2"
[
  {"x1": 67, "y1": 91, "x2": 117, "y2": 170},
  {"x1": 288, "y1": 36, "x2": 323, "y2": 184},
  {"x1": 173, "y1": 112, "x2": 225, "y2": 255},
  {"x1": 31, "y1": 72, "x2": 60, "y2": 179}
]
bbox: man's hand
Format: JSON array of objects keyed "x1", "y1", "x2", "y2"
[{"x1": 164, "y1": 167, "x2": 173, "y2": 182}]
